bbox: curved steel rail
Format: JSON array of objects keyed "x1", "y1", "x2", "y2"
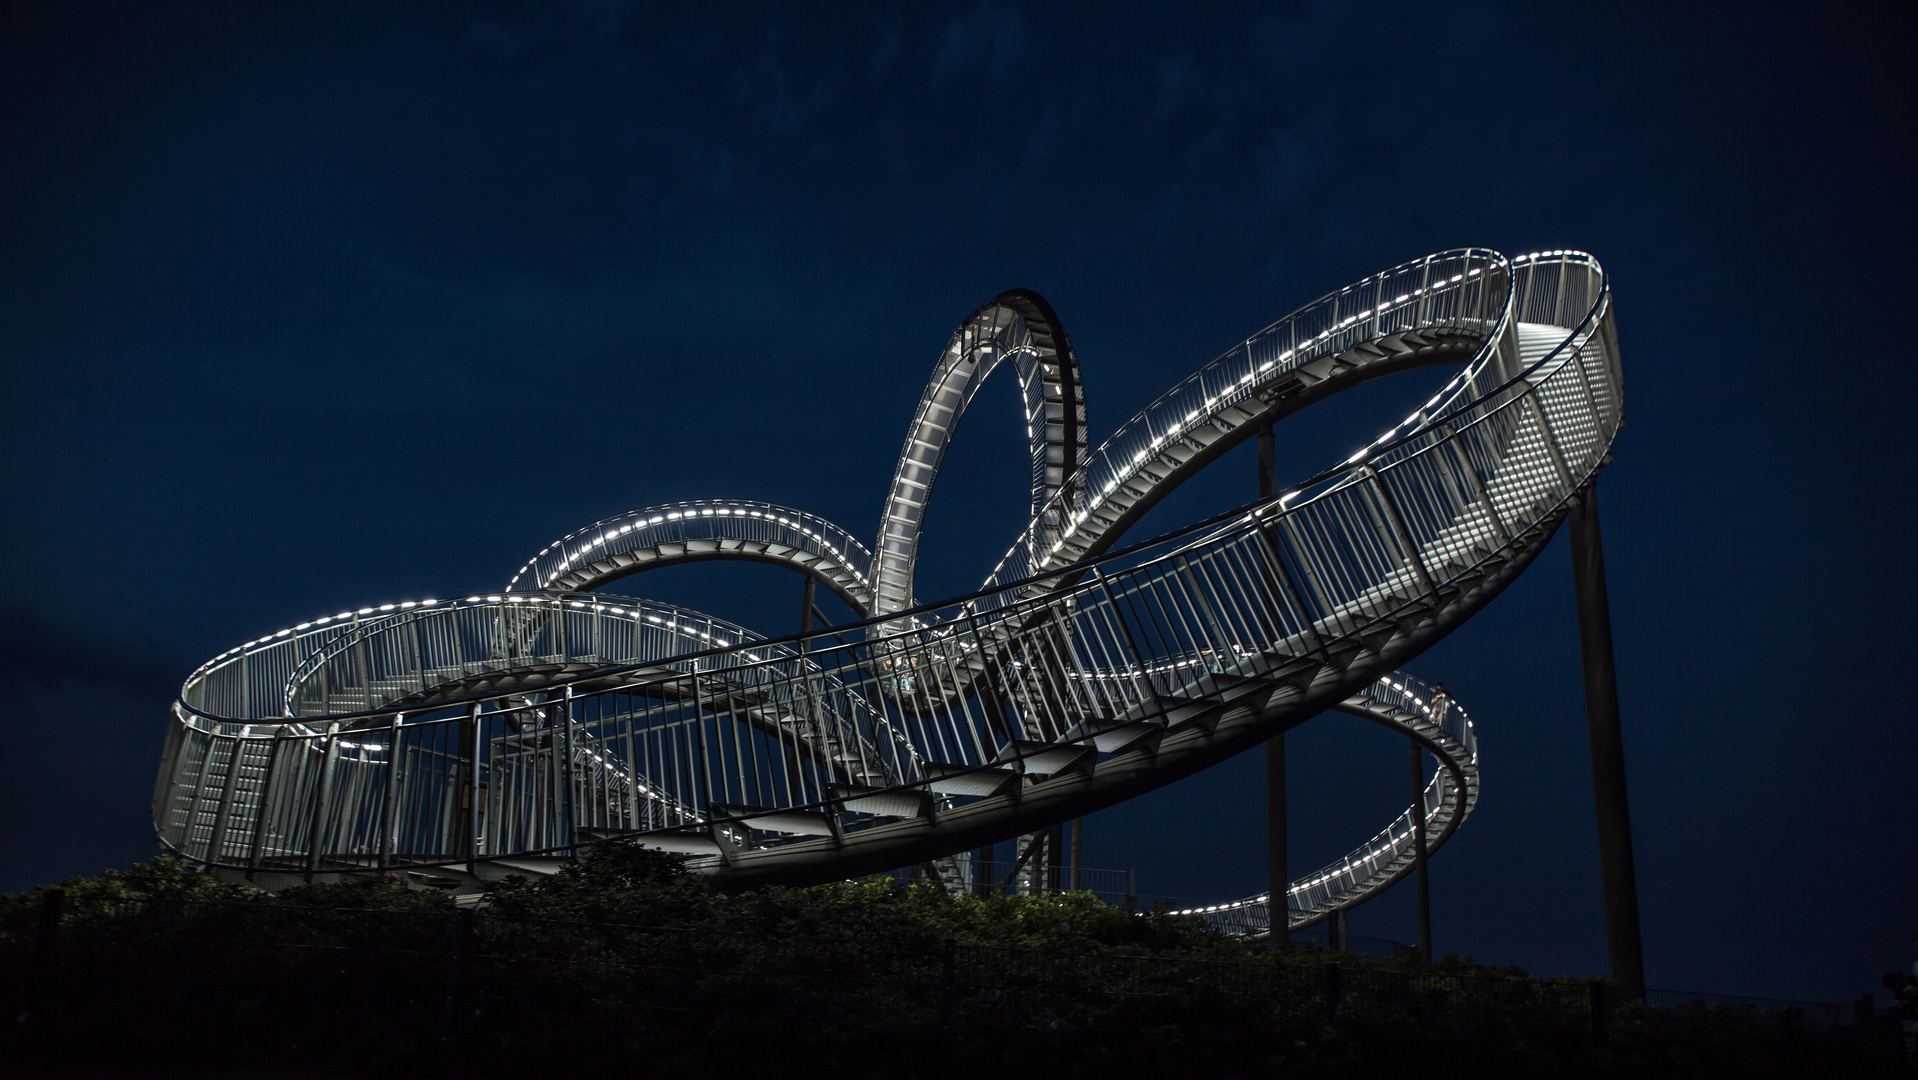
[
  {"x1": 153, "y1": 249, "x2": 1620, "y2": 932},
  {"x1": 1178, "y1": 669, "x2": 1477, "y2": 934},
  {"x1": 869, "y1": 289, "x2": 1088, "y2": 624},
  {"x1": 981, "y1": 250, "x2": 1510, "y2": 597},
  {"x1": 504, "y1": 501, "x2": 879, "y2": 614}
]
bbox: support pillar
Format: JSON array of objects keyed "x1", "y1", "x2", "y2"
[
  {"x1": 1260, "y1": 421, "x2": 1289, "y2": 937},
  {"x1": 1069, "y1": 817, "x2": 1083, "y2": 891},
  {"x1": 1410, "y1": 741, "x2": 1431, "y2": 961},
  {"x1": 1569, "y1": 482, "x2": 1646, "y2": 995}
]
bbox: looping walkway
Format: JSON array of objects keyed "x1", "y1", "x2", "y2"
[{"x1": 155, "y1": 249, "x2": 1621, "y2": 933}]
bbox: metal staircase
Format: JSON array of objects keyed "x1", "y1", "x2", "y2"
[{"x1": 154, "y1": 249, "x2": 1622, "y2": 932}]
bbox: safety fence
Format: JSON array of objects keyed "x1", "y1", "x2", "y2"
[{"x1": 152, "y1": 250, "x2": 1577, "y2": 904}]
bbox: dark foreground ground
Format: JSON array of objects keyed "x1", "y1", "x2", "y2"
[{"x1": 2, "y1": 849, "x2": 1907, "y2": 1078}]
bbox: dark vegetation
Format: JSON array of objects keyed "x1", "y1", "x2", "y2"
[{"x1": 2, "y1": 845, "x2": 1904, "y2": 1078}]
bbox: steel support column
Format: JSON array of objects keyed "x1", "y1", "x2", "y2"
[
  {"x1": 1259, "y1": 421, "x2": 1288, "y2": 935},
  {"x1": 799, "y1": 577, "x2": 815, "y2": 644},
  {"x1": 1569, "y1": 481, "x2": 1646, "y2": 994},
  {"x1": 1410, "y1": 741, "x2": 1431, "y2": 960},
  {"x1": 1069, "y1": 817, "x2": 1083, "y2": 891},
  {"x1": 306, "y1": 725, "x2": 342, "y2": 884},
  {"x1": 465, "y1": 704, "x2": 483, "y2": 873},
  {"x1": 204, "y1": 726, "x2": 250, "y2": 866}
]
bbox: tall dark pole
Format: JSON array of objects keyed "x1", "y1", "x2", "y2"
[
  {"x1": 1569, "y1": 482, "x2": 1646, "y2": 995},
  {"x1": 799, "y1": 577, "x2": 816, "y2": 640},
  {"x1": 1259, "y1": 421, "x2": 1288, "y2": 937},
  {"x1": 1069, "y1": 817, "x2": 1083, "y2": 891},
  {"x1": 778, "y1": 575, "x2": 820, "y2": 828},
  {"x1": 1410, "y1": 741, "x2": 1431, "y2": 961}
]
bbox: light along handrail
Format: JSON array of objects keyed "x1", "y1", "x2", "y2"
[{"x1": 155, "y1": 250, "x2": 1618, "y2": 935}]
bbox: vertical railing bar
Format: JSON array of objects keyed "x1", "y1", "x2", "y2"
[
  {"x1": 1201, "y1": 544, "x2": 1265, "y2": 669},
  {"x1": 1435, "y1": 423, "x2": 1512, "y2": 547},
  {"x1": 204, "y1": 724, "x2": 253, "y2": 866},
  {"x1": 1047, "y1": 603, "x2": 1102, "y2": 727},
  {"x1": 742, "y1": 680, "x2": 768, "y2": 808},
  {"x1": 377, "y1": 713, "x2": 403, "y2": 868},
  {"x1": 1248, "y1": 512, "x2": 1327, "y2": 659},
  {"x1": 1169, "y1": 554, "x2": 1230, "y2": 681},
  {"x1": 304, "y1": 725, "x2": 341, "y2": 883},
  {"x1": 1230, "y1": 532, "x2": 1292, "y2": 657},
  {"x1": 1521, "y1": 387, "x2": 1578, "y2": 493},
  {"x1": 917, "y1": 628, "x2": 970, "y2": 767},
  {"x1": 1029, "y1": 616, "x2": 1082, "y2": 741},
  {"x1": 691, "y1": 671, "x2": 717, "y2": 815},
  {"x1": 178, "y1": 726, "x2": 216, "y2": 858},
  {"x1": 1073, "y1": 579, "x2": 1131, "y2": 717},
  {"x1": 1273, "y1": 513, "x2": 1340, "y2": 646},
  {"x1": 1154, "y1": 560, "x2": 1203, "y2": 659},
  {"x1": 466, "y1": 704, "x2": 484, "y2": 867},
  {"x1": 1133, "y1": 568, "x2": 1191, "y2": 676},
  {"x1": 1362, "y1": 465, "x2": 1437, "y2": 600},
  {"x1": 1090, "y1": 565, "x2": 1163, "y2": 720},
  {"x1": 958, "y1": 611, "x2": 1009, "y2": 761},
  {"x1": 1078, "y1": 591, "x2": 1133, "y2": 719}
]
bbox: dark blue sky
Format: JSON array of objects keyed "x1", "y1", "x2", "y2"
[{"x1": 2, "y1": 2, "x2": 1912, "y2": 1002}]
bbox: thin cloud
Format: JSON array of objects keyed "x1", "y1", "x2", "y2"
[{"x1": 0, "y1": 600, "x2": 182, "y2": 701}]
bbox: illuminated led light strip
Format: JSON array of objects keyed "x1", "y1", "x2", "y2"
[
  {"x1": 199, "y1": 583, "x2": 913, "y2": 786},
  {"x1": 193, "y1": 592, "x2": 775, "y2": 701},
  {"x1": 161, "y1": 250, "x2": 1612, "y2": 899},
  {"x1": 505, "y1": 500, "x2": 877, "y2": 597},
  {"x1": 981, "y1": 250, "x2": 1519, "y2": 585},
  {"x1": 1171, "y1": 672, "x2": 1479, "y2": 926}
]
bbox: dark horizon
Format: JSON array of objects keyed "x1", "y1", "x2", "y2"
[{"x1": 2, "y1": 2, "x2": 1912, "y2": 1004}]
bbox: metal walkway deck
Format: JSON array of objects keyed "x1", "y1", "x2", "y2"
[{"x1": 154, "y1": 249, "x2": 1622, "y2": 934}]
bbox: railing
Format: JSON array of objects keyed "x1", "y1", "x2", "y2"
[
  {"x1": 979, "y1": 248, "x2": 1515, "y2": 594},
  {"x1": 870, "y1": 290, "x2": 1088, "y2": 622},
  {"x1": 504, "y1": 499, "x2": 877, "y2": 605},
  {"x1": 1181, "y1": 668, "x2": 1477, "y2": 931},
  {"x1": 181, "y1": 593, "x2": 769, "y2": 723},
  {"x1": 155, "y1": 251, "x2": 1619, "y2": 930}
]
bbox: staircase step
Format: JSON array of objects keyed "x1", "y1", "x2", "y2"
[
  {"x1": 992, "y1": 740, "x2": 1095, "y2": 777},
  {"x1": 711, "y1": 803, "x2": 836, "y2": 837},
  {"x1": 831, "y1": 784, "x2": 931, "y2": 819},
  {"x1": 921, "y1": 762, "x2": 1019, "y2": 798}
]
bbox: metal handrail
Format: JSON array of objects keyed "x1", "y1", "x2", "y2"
[
  {"x1": 1177, "y1": 669, "x2": 1478, "y2": 931},
  {"x1": 978, "y1": 248, "x2": 1513, "y2": 595},
  {"x1": 154, "y1": 250, "x2": 1619, "y2": 932},
  {"x1": 193, "y1": 247, "x2": 1596, "y2": 721},
  {"x1": 183, "y1": 593, "x2": 767, "y2": 722},
  {"x1": 505, "y1": 499, "x2": 877, "y2": 606}
]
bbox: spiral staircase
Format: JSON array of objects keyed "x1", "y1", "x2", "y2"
[{"x1": 153, "y1": 249, "x2": 1622, "y2": 934}]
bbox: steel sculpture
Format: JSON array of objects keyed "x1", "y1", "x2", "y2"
[{"x1": 154, "y1": 249, "x2": 1624, "y2": 937}]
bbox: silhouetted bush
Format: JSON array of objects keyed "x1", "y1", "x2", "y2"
[{"x1": 0, "y1": 846, "x2": 1902, "y2": 1078}]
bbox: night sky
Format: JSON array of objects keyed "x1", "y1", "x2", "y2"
[{"x1": 3, "y1": 2, "x2": 1912, "y2": 1003}]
